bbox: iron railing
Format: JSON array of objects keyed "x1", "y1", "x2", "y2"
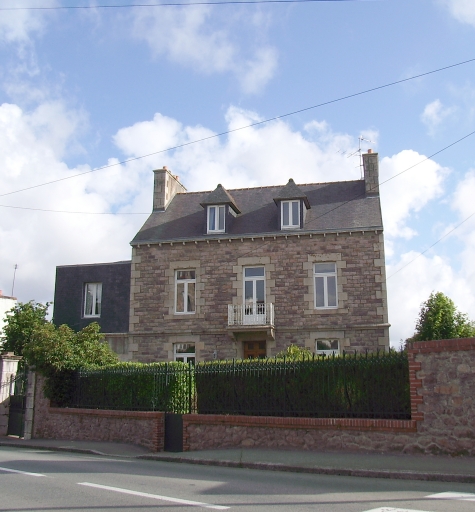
[
  {"x1": 54, "y1": 351, "x2": 410, "y2": 420},
  {"x1": 194, "y1": 352, "x2": 410, "y2": 419},
  {"x1": 228, "y1": 303, "x2": 274, "y2": 326},
  {"x1": 70, "y1": 363, "x2": 194, "y2": 413}
]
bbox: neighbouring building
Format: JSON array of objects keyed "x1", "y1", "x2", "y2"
[
  {"x1": 52, "y1": 261, "x2": 131, "y2": 358},
  {"x1": 52, "y1": 151, "x2": 390, "y2": 362},
  {"x1": 0, "y1": 290, "x2": 17, "y2": 343}
]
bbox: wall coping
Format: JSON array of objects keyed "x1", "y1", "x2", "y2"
[
  {"x1": 49, "y1": 407, "x2": 164, "y2": 419},
  {"x1": 183, "y1": 414, "x2": 417, "y2": 432},
  {"x1": 407, "y1": 337, "x2": 475, "y2": 354}
]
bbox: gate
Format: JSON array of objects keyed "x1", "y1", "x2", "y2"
[{"x1": 7, "y1": 368, "x2": 28, "y2": 437}]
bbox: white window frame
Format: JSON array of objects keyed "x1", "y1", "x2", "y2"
[
  {"x1": 83, "y1": 282, "x2": 102, "y2": 318},
  {"x1": 207, "y1": 205, "x2": 226, "y2": 233},
  {"x1": 314, "y1": 262, "x2": 338, "y2": 309},
  {"x1": 174, "y1": 343, "x2": 196, "y2": 364},
  {"x1": 316, "y1": 339, "x2": 340, "y2": 356},
  {"x1": 281, "y1": 200, "x2": 300, "y2": 229},
  {"x1": 175, "y1": 270, "x2": 196, "y2": 314},
  {"x1": 243, "y1": 266, "x2": 266, "y2": 323}
]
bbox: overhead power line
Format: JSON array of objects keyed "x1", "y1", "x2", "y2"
[
  {"x1": 0, "y1": 0, "x2": 367, "y2": 10},
  {"x1": 2, "y1": 56, "x2": 475, "y2": 201}
]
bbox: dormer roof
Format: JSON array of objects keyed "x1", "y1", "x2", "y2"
[
  {"x1": 273, "y1": 178, "x2": 311, "y2": 209},
  {"x1": 200, "y1": 184, "x2": 241, "y2": 214}
]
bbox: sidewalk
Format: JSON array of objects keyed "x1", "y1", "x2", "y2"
[{"x1": 1, "y1": 436, "x2": 474, "y2": 483}]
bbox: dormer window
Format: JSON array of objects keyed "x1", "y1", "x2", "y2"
[
  {"x1": 281, "y1": 200, "x2": 300, "y2": 229},
  {"x1": 208, "y1": 205, "x2": 225, "y2": 233}
]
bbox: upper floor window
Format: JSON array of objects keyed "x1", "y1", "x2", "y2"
[
  {"x1": 314, "y1": 263, "x2": 337, "y2": 309},
  {"x1": 208, "y1": 205, "x2": 225, "y2": 233},
  {"x1": 84, "y1": 282, "x2": 102, "y2": 317},
  {"x1": 281, "y1": 200, "x2": 300, "y2": 229},
  {"x1": 176, "y1": 270, "x2": 196, "y2": 314}
]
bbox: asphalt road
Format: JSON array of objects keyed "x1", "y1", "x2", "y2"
[{"x1": 1, "y1": 446, "x2": 474, "y2": 512}]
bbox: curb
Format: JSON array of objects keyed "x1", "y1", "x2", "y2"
[
  {"x1": 2, "y1": 442, "x2": 474, "y2": 484},
  {"x1": 138, "y1": 455, "x2": 475, "y2": 484}
]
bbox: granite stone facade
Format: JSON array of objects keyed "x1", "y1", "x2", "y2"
[{"x1": 128, "y1": 231, "x2": 389, "y2": 362}]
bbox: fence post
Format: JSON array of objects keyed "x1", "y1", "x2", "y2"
[{"x1": 23, "y1": 369, "x2": 36, "y2": 439}]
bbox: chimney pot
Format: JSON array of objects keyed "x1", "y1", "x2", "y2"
[{"x1": 367, "y1": 149, "x2": 373, "y2": 154}]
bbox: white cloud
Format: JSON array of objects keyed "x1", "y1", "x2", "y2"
[
  {"x1": 130, "y1": 7, "x2": 277, "y2": 93},
  {"x1": 0, "y1": 101, "x2": 147, "y2": 305},
  {"x1": 114, "y1": 106, "x2": 362, "y2": 191},
  {"x1": 439, "y1": 0, "x2": 475, "y2": 27},
  {"x1": 379, "y1": 150, "x2": 448, "y2": 240},
  {"x1": 387, "y1": 251, "x2": 475, "y2": 345},
  {"x1": 421, "y1": 99, "x2": 455, "y2": 133}
]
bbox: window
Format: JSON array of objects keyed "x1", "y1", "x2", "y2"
[
  {"x1": 244, "y1": 266, "x2": 265, "y2": 322},
  {"x1": 207, "y1": 205, "x2": 225, "y2": 233},
  {"x1": 174, "y1": 343, "x2": 195, "y2": 364},
  {"x1": 281, "y1": 200, "x2": 300, "y2": 229},
  {"x1": 175, "y1": 270, "x2": 196, "y2": 314},
  {"x1": 84, "y1": 282, "x2": 102, "y2": 317},
  {"x1": 316, "y1": 339, "x2": 339, "y2": 356},
  {"x1": 314, "y1": 263, "x2": 337, "y2": 308}
]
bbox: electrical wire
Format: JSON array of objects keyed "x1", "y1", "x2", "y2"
[
  {"x1": 0, "y1": 0, "x2": 368, "y2": 10},
  {"x1": 2, "y1": 56, "x2": 474, "y2": 201}
]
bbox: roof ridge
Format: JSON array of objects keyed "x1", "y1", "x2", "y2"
[{"x1": 175, "y1": 178, "x2": 363, "y2": 195}]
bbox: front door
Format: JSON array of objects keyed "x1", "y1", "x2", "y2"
[
  {"x1": 243, "y1": 341, "x2": 266, "y2": 359},
  {"x1": 244, "y1": 267, "x2": 265, "y2": 325}
]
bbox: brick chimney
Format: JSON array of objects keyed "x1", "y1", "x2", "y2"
[
  {"x1": 153, "y1": 167, "x2": 187, "y2": 211},
  {"x1": 362, "y1": 150, "x2": 379, "y2": 196}
]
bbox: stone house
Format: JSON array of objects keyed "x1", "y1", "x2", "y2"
[{"x1": 126, "y1": 150, "x2": 389, "y2": 363}]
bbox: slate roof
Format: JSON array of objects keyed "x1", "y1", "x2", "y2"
[{"x1": 131, "y1": 179, "x2": 383, "y2": 245}]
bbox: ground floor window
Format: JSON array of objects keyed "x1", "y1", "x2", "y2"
[
  {"x1": 174, "y1": 343, "x2": 195, "y2": 364},
  {"x1": 243, "y1": 341, "x2": 266, "y2": 359},
  {"x1": 316, "y1": 339, "x2": 339, "y2": 356}
]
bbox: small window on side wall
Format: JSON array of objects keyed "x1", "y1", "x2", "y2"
[
  {"x1": 208, "y1": 205, "x2": 225, "y2": 233},
  {"x1": 316, "y1": 339, "x2": 339, "y2": 356},
  {"x1": 174, "y1": 343, "x2": 195, "y2": 364},
  {"x1": 175, "y1": 270, "x2": 196, "y2": 314},
  {"x1": 281, "y1": 200, "x2": 300, "y2": 229},
  {"x1": 84, "y1": 282, "x2": 102, "y2": 317},
  {"x1": 314, "y1": 262, "x2": 337, "y2": 308}
]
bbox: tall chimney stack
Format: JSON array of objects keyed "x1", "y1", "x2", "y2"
[
  {"x1": 362, "y1": 150, "x2": 379, "y2": 196},
  {"x1": 153, "y1": 167, "x2": 187, "y2": 211}
]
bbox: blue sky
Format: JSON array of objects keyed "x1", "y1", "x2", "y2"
[{"x1": 1, "y1": 0, "x2": 475, "y2": 345}]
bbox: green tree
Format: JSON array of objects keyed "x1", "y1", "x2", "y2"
[
  {"x1": 408, "y1": 292, "x2": 475, "y2": 342},
  {"x1": 1, "y1": 301, "x2": 50, "y2": 355}
]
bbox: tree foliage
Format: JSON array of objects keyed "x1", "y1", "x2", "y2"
[
  {"x1": 1, "y1": 301, "x2": 118, "y2": 400},
  {"x1": 1, "y1": 301, "x2": 50, "y2": 355},
  {"x1": 408, "y1": 292, "x2": 475, "y2": 342},
  {"x1": 276, "y1": 344, "x2": 313, "y2": 360}
]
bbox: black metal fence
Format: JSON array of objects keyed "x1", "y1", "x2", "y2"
[
  {"x1": 195, "y1": 351, "x2": 410, "y2": 419},
  {"x1": 55, "y1": 351, "x2": 410, "y2": 420},
  {"x1": 68, "y1": 363, "x2": 194, "y2": 413}
]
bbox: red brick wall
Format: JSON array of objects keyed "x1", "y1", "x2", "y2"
[{"x1": 32, "y1": 375, "x2": 164, "y2": 452}]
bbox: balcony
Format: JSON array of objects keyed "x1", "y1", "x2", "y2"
[{"x1": 227, "y1": 303, "x2": 275, "y2": 340}]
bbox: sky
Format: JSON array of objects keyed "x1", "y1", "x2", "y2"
[{"x1": 1, "y1": 0, "x2": 475, "y2": 346}]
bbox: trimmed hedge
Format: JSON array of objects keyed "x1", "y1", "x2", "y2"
[{"x1": 195, "y1": 351, "x2": 410, "y2": 419}]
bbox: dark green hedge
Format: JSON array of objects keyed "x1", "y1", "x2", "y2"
[
  {"x1": 49, "y1": 362, "x2": 194, "y2": 413},
  {"x1": 195, "y1": 351, "x2": 410, "y2": 419}
]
